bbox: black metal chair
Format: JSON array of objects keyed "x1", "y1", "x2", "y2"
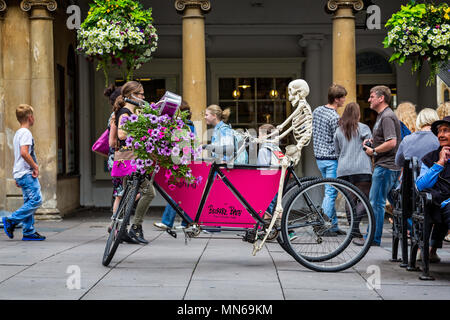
[
  {"x1": 390, "y1": 158, "x2": 412, "y2": 268},
  {"x1": 407, "y1": 157, "x2": 435, "y2": 281}
]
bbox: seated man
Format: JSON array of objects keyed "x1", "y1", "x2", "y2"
[{"x1": 416, "y1": 116, "x2": 450, "y2": 263}]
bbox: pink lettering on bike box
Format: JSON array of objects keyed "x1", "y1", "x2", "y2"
[{"x1": 154, "y1": 162, "x2": 282, "y2": 228}]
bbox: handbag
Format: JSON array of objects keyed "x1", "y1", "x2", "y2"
[
  {"x1": 111, "y1": 149, "x2": 136, "y2": 178},
  {"x1": 91, "y1": 129, "x2": 110, "y2": 157}
]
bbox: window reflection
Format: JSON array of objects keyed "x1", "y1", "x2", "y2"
[{"x1": 218, "y1": 77, "x2": 292, "y2": 129}]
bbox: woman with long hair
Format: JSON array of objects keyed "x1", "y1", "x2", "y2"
[
  {"x1": 395, "y1": 102, "x2": 417, "y2": 139},
  {"x1": 203, "y1": 104, "x2": 235, "y2": 162},
  {"x1": 111, "y1": 81, "x2": 156, "y2": 245},
  {"x1": 333, "y1": 102, "x2": 373, "y2": 240}
]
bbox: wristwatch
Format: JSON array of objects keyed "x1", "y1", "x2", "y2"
[{"x1": 372, "y1": 148, "x2": 378, "y2": 156}]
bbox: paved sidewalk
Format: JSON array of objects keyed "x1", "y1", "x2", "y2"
[{"x1": 0, "y1": 208, "x2": 449, "y2": 300}]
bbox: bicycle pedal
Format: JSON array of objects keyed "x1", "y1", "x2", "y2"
[{"x1": 166, "y1": 228, "x2": 177, "y2": 239}]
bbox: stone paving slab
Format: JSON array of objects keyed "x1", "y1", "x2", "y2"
[
  {"x1": 0, "y1": 210, "x2": 448, "y2": 301},
  {"x1": 283, "y1": 288, "x2": 381, "y2": 300},
  {"x1": 185, "y1": 279, "x2": 283, "y2": 300}
]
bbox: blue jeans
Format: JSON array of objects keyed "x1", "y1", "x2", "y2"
[
  {"x1": 316, "y1": 160, "x2": 338, "y2": 230},
  {"x1": 267, "y1": 194, "x2": 278, "y2": 214},
  {"x1": 8, "y1": 174, "x2": 42, "y2": 236},
  {"x1": 370, "y1": 166, "x2": 400, "y2": 245},
  {"x1": 162, "y1": 204, "x2": 186, "y2": 228}
]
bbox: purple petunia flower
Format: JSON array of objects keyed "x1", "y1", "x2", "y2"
[
  {"x1": 134, "y1": 142, "x2": 142, "y2": 149},
  {"x1": 154, "y1": 165, "x2": 160, "y2": 173},
  {"x1": 120, "y1": 115, "x2": 130, "y2": 125},
  {"x1": 145, "y1": 159, "x2": 153, "y2": 167},
  {"x1": 125, "y1": 136, "x2": 134, "y2": 147},
  {"x1": 130, "y1": 114, "x2": 138, "y2": 123},
  {"x1": 149, "y1": 115, "x2": 158, "y2": 124},
  {"x1": 180, "y1": 155, "x2": 189, "y2": 165}
]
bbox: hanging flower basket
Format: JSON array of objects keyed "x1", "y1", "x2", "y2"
[
  {"x1": 383, "y1": 1, "x2": 450, "y2": 86},
  {"x1": 77, "y1": 0, "x2": 158, "y2": 87},
  {"x1": 120, "y1": 102, "x2": 202, "y2": 187}
]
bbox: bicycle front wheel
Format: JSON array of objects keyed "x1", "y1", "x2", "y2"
[
  {"x1": 102, "y1": 175, "x2": 140, "y2": 266},
  {"x1": 281, "y1": 178, "x2": 375, "y2": 272}
]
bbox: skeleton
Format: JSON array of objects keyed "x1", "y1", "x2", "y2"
[{"x1": 252, "y1": 79, "x2": 313, "y2": 255}]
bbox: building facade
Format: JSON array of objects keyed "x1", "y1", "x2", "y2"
[{"x1": 0, "y1": 0, "x2": 447, "y2": 218}]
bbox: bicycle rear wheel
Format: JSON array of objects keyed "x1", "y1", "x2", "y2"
[
  {"x1": 102, "y1": 175, "x2": 140, "y2": 266},
  {"x1": 276, "y1": 176, "x2": 320, "y2": 250},
  {"x1": 280, "y1": 178, "x2": 375, "y2": 272}
]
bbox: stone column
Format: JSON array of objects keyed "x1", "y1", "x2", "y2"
[
  {"x1": 299, "y1": 34, "x2": 324, "y2": 178},
  {"x1": 327, "y1": 0, "x2": 363, "y2": 107},
  {"x1": 21, "y1": 0, "x2": 60, "y2": 220},
  {"x1": 2, "y1": 3, "x2": 32, "y2": 212},
  {"x1": 175, "y1": 0, "x2": 211, "y2": 142},
  {"x1": 0, "y1": 0, "x2": 6, "y2": 211},
  {"x1": 300, "y1": 34, "x2": 325, "y2": 109}
]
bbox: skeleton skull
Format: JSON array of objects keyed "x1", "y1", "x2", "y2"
[{"x1": 288, "y1": 79, "x2": 310, "y2": 107}]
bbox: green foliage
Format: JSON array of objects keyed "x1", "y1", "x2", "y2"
[
  {"x1": 77, "y1": 0, "x2": 158, "y2": 87},
  {"x1": 383, "y1": 1, "x2": 450, "y2": 86}
]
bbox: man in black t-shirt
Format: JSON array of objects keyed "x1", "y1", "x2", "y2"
[{"x1": 353, "y1": 86, "x2": 401, "y2": 247}]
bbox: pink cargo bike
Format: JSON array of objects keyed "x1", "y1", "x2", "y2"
[{"x1": 102, "y1": 156, "x2": 375, "y2": 272}]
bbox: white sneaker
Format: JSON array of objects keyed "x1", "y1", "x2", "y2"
[{"x1": 153, "y1": 222, "x2": 169, "y2": 230}]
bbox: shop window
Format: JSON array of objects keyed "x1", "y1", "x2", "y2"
[{"x1": 218, "y1": 77, "x2": 292, "y2": 130}]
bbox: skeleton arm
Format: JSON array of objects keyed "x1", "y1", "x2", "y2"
[{"x1": 257, "y1": 105, "x2": 302, "y2": 145}]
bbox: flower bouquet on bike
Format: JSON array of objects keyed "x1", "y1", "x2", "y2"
[{"x1": 120, "y1": 100, "x2": 201, "y2": 187}]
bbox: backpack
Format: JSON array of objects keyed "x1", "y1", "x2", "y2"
[
  {"x1": 231, "y1": 128, "x2": 249, "y2": 164},
  {"x1": 261, "y1": 143, "x2": 284, "y2": 166}
]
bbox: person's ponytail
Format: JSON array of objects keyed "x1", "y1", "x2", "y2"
[
  {"x1": 222, "y1": 108, "x2": 231, "y2": 123},
  {"x1": 113, "y1": 95, "x2": 126, "y2": 113}
]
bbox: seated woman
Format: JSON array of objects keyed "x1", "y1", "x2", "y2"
[
  {"x1": 416, "y1": 116, "x2": 450, "y2": 263},
  {"x1": 394, "y1": 108, "x2": 440, "y2": 233},
  {"x1": 395, "y1": 108, "x2": 440, "y2": 168}
]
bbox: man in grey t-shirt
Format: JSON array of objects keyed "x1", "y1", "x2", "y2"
[{"x1": 353, "y1": 86, "x2": 401, "y2": 247}]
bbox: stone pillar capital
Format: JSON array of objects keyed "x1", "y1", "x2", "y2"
[
  {"x1": 175, "y1": 0, "x2": 211, "y2": 15},
  {"x1": 0, "y1": 0, "x2": 6, "y2": 19},
  {"x1": 20, "y1": 0, "x2": 57, "y2": 14},
  {"x1": 327, "y1": 0, "x2": 363, "y2": 15},
  {"x1": 299, "y1": 34, "x2": 325, "y2": 49}
]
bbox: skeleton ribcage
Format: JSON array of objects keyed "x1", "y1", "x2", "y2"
[{"x1": 292, "y1": 101, "x2": 313, "y2": 152}]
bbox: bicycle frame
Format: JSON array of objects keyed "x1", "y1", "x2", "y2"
[{"x1": 153, "y1": 161, "x2": 301, "y2": 232}]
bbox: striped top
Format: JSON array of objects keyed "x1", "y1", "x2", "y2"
[{"x1": 333, "y1": 123, "x2": 373, "y2": 177}]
